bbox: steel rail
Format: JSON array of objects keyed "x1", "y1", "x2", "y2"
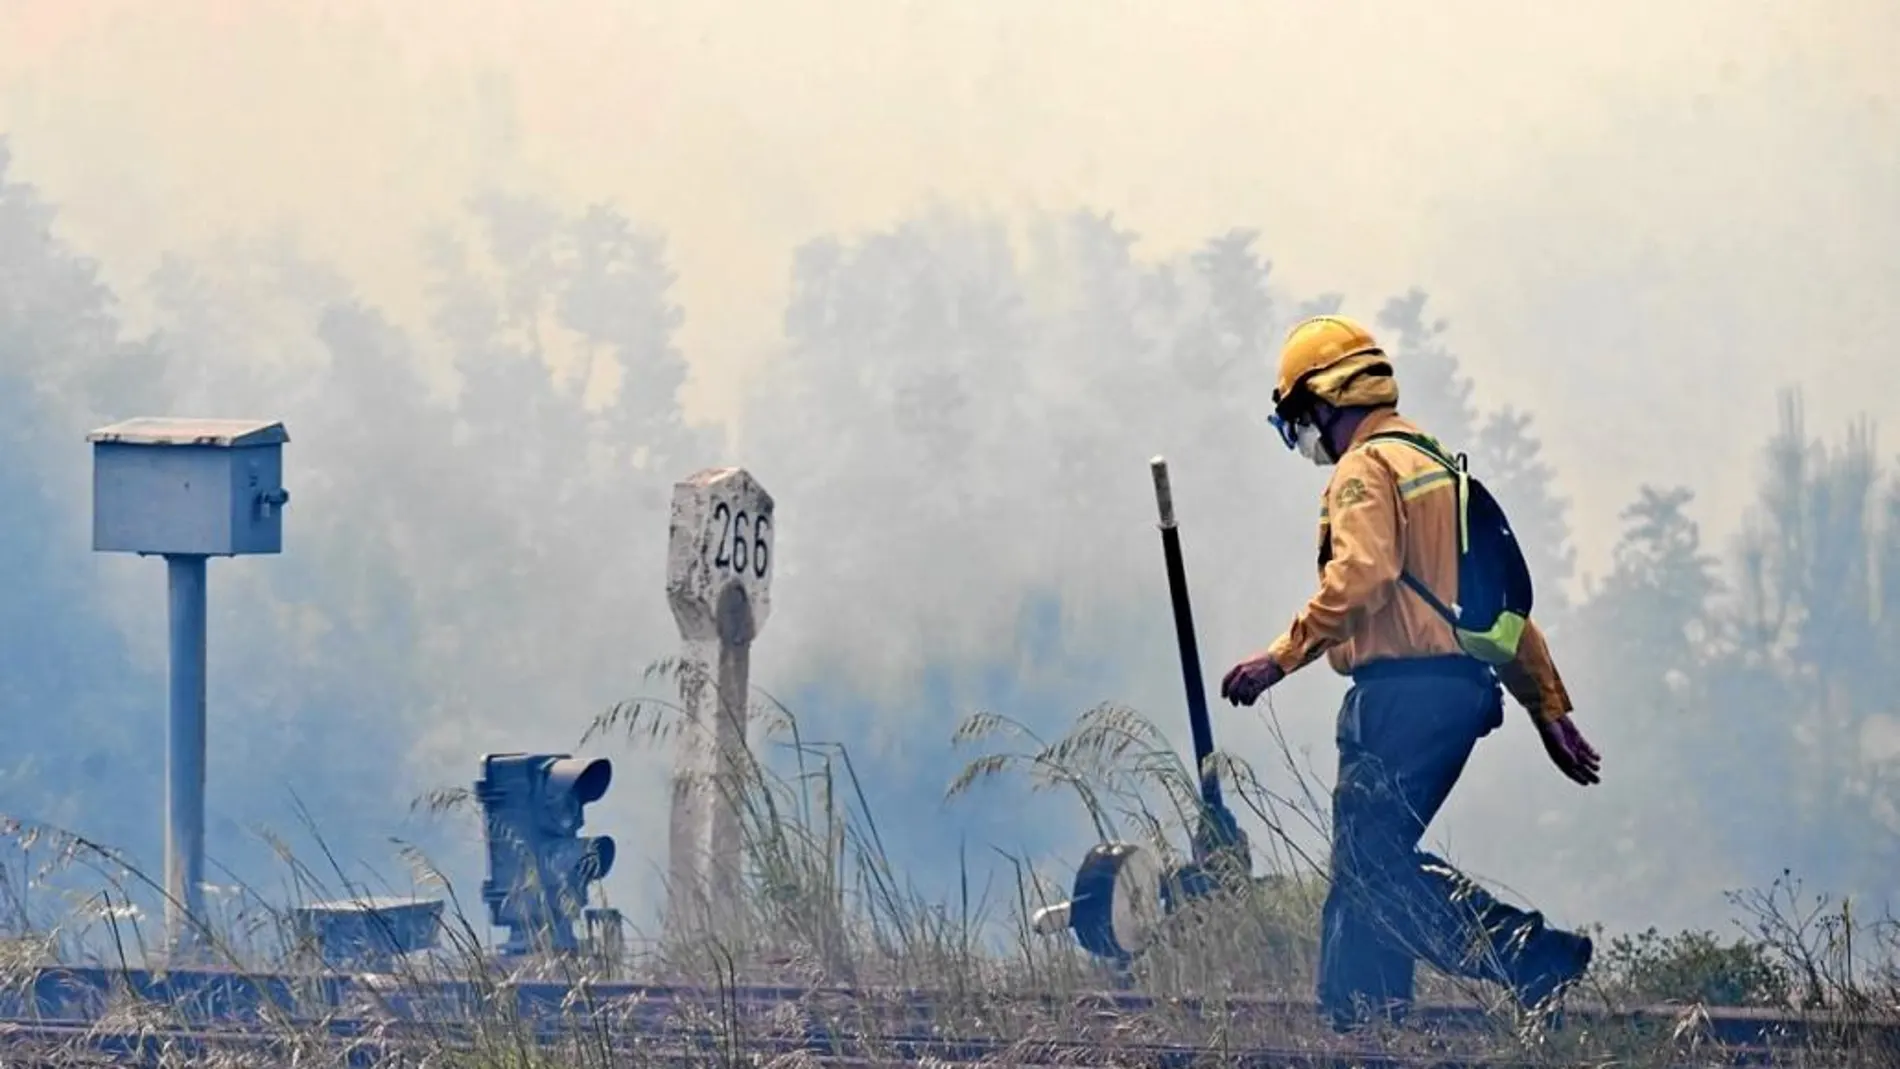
[
  {"x1": 14, "y1": 966, "x2": 1897, "y2": 1055},
  {"x1": 0, "y1": 1014, "x2": 1818, "y2": 1069}
]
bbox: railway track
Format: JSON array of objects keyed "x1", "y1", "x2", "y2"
[
  {"x1": 16, "y1": 965, "x2": 1895, "y2": 1044},
  {"x1": 0, "y1": 1014, "x2": 1821, "y2": 1069},
  {"x1": 8, "y1": 966, "x2": 1895, "y2": 1067}
]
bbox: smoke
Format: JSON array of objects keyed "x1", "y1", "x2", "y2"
[{"x1": 1, "y1": 0, "x2": 1895, "y2": 939}]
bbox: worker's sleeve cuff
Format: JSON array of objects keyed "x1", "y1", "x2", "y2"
[
  {"x1": 1536, "y1": 686, "x2": 1574, "y2": 724},
  {"x1": 1265, "y1": 634, "x2": 1297, "y2": 675},
  {"x1": 1267, "y1": 633, "x2": 1317, "y2": 676}
]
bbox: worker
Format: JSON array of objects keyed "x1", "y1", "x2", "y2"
[{"x1": 1217, "y1": 314, "x2": 1600, "y2": 1033}]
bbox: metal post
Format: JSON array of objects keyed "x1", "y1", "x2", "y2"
[
  {"x1": 87, "y1": 418, "x2": 292, "y2": 960},
  {"x1": 1149, "y1": 457, "x2": 1246, "y2": 882},
  {"x1": 165, "y1": 553, "x2": 208, "y2": 956},
  {"x1": 1149, "y1": 458, "x2": 1220, "y2": 812}
]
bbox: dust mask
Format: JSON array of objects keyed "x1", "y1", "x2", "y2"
[{"x1": 1295, "y1": 422, "x2": 1333, "y2": 467}]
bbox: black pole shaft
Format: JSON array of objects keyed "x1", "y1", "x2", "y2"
[{"x1": 1150, "y1": 458, "x2": 1222, "y2": 812}]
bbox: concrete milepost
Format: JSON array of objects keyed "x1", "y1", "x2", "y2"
[
  {"x1": 86, "y1": 417, "x2": 291, "y2": 959},
  {"x1": 664, "y1": 467, "x2": 773, "y2": 944}
]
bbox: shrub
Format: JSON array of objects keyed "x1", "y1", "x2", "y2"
[{"x1": 1593, "y1": 925, "x2": 1793, "y2": 1008}]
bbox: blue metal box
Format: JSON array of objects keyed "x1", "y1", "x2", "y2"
[
  {"x1": 290, "y1": 896, "x2": 444, "y2": 971},
  {"x1": 87, "y1": 418, "x2": 290, "y2": 556}
]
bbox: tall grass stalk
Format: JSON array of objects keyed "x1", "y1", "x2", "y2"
[{"x1": 1, "y1": 661, "x2": 1894, "y2": 1066}]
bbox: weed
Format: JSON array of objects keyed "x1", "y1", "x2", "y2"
[{"x1": 1, "y1": 661, "x2": 1894, "y2": 1066}]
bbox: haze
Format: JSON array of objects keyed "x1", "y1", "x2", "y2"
[{"x1": 2, "y1": 0, "x2": 1896, "y2": 945}]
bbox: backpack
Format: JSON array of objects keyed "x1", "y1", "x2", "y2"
[{"x1": 1361, "y1": 430, "x2": 1534, "y2": 665}]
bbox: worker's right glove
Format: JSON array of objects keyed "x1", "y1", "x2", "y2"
[
  {"x1": 1535, "y1": 713, "x2": 1601, "y2": 786},
  {"x1": 1219, "y1": 652, "x2": 1284, "y2": 707}
]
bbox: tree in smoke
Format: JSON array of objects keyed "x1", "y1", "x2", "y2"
[
  {"x1": 1562, "y1": 486, "x2": 1726, "y2": 904},
  {"x1": 1585, "y1": 487, "x2": 1723, "y2": 683},
  {"x1": 562, "y1": 205, "x2": 696, "y2": 462},
  {"x1": 0, "y1": 138, "x2": 167, "y2": 870},
  {"x1": 758, "y1": 206, "x2": 1036, "y2": 614},
  {"x1": 401, "y1": 188, "x2": 704, "y2": 879},
  {"x1": 1375, "y1": 288, "x2": 1475, "y2": 449},
  {"x1": 134, "y1": 234, "x2": 445, "y2": 881},
  {"x1": 2, "y1": 145, "x2": 706, "y2": 910},
  {"x1": 1695, "y1": 392, "x2": 1899, "y2": 894},
  {"x1": 1026, "y1": 209, "x2": 1164, "y2": 514},
  {"x1": 435, "y1": 190, "x2": 702, "y2": 477},
  {"x1": 1474, "y1": 407, "x2": 1578, "y2": 623},
  {"x1": 1170, "y1": 228, "x2": 1274, "y2": 394}
]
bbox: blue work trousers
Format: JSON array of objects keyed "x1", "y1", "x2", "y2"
[{"x1": 1316, "y1": 656, "x2": 1561, "y2": 1028}]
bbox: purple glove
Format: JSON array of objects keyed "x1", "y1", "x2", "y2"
[
  {"x1": 1536, "y1": 714, "x2": 1602, "y2": 786},
  {"x1": 1219, "y1": 654, "x2": 1285, "y2": 707}
]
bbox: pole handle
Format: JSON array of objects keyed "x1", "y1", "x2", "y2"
[{"x1": 1150, "y1": 456, "x2": 1176, "y2": 529}]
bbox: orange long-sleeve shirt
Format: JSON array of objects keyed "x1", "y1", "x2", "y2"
[{"x1": 1262, "y1": 407, "x2": 1574, "y2": 723}]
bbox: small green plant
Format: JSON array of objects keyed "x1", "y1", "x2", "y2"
[{"x1": 1593, "y1": 925, "x2": 1793, "y2": 1008}]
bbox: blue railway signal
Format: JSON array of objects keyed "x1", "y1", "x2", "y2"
[{"x1": 476, "y1": 753, "x2": 616, "y2": 955}]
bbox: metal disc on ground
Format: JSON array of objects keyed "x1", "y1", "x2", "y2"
[{"x1": 1069, "y1": 842, "x2": 1166, "y2": 960}]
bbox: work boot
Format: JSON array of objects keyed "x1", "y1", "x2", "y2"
[{"x1": 1511, "y1": 928, "x2": 1593, "y2": 1023}]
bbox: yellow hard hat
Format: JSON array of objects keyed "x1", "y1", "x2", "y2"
[{"x1": 1271, "y1": 315, "x2": 1398, "y2": 418}]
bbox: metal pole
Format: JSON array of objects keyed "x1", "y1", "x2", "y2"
[
  {"x1": 165, "y1": 553, "x2": 208, "y2": 956},
  {"x1": 1149, "y1": 458, "x2": 1222, "y2": 812}
]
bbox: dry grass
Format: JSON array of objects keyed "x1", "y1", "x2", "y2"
[{"x1": 2, "y1": 660, "x2": 1896, "y2": 1067}]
